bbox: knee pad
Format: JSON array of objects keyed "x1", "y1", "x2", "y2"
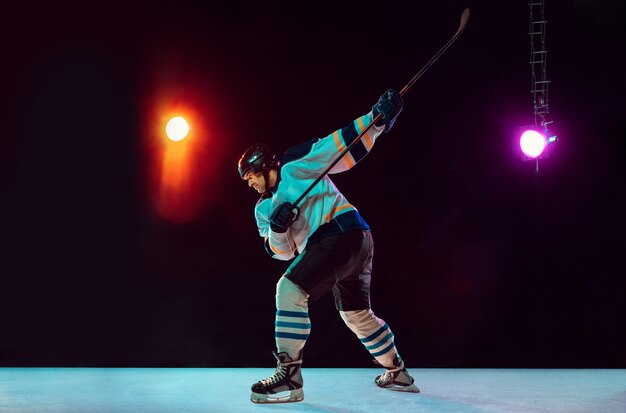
[
  {"x1": 276, "y1": 276, "x2": 309, "y2": 310},
  {"x1": 340, "y1": 309, "x2": 383, "y2": 335}
]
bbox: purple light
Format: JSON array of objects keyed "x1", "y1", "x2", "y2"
[{"x1": 520, "y1": 129, "x2": 547, "y2": 159}]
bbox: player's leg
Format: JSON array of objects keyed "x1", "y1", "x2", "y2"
[
  {"x1": 251, "y1": 276, "x2": 309, "y2": 403},
  {"x1": 340, "y1": 309, "x2": 419, "y2": 392},
  {"x1": 334, "y1": 230, "x2": 420, "y2": 393},
  {"x1": 275, "y1": 276, "x2": 311, "y2": 360},
  {"x1": 251, "y1": 232, "x2": 347, "y2": 404}
]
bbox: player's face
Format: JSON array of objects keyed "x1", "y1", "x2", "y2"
[{"x1": 243, "y1": 171, "x2": 266, "y2": 194}]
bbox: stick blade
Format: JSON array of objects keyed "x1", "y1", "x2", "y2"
[{"x1": 456, "y1": 8, "x2": 470, "y2": 36}]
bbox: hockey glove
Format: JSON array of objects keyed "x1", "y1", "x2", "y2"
[
  {"x1": 372, "y1": 89, "x2": 403, "y2": 133},
  {"x1": 269, "y1": 202, "x2": 300, "y2": 233}
]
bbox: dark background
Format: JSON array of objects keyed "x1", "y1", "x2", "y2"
[{"x1": 1, "y1": 0, "x2": 624, "y2": 368}]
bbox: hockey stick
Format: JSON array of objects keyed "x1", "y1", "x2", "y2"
[{"x1": 291, "y1": 8, "x2": 470, "y2": 209}]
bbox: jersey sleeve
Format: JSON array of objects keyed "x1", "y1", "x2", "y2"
[
  {"x1": 255, "y1": 197, "x2": 297, "y2": 261},
  {"x1": 281, "y1": 111, "x2": 385, "y2": 178},
  {"x1": 265, "y1": 230, "x2": 297, "y2": 261}
]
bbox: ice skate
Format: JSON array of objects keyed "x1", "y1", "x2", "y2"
[
  {"x1": 250, "y1": 351, "x2": 304, "y2": 403},
  {"x1": 375, "y1": 355, "x2": 420, "y2": 393}
]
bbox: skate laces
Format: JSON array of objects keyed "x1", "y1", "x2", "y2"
[
  {"x1": 376, "y1": 358, "x2": 404, "y2": 385},
  {"x1": 259, "y1": 366, "x2": 286, "y2": 386},
  {"x1": 377, "y1": 370, "x2": 397, "y2": 385}
]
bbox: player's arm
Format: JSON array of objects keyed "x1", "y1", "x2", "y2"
[
  {"x1": 256, "y1": 199, "x2": 297, "y2": 261},
  {"x1": 264, "y1": 233, "x2": 296, "y2": 261},
  {"x1": 282, "y1": 90, "x2": 403, "y2": 177}
]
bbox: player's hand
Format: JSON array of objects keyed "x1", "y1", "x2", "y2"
[
  {"x1": 372, "y1": 89, "x2": 403, "y2": 133},
  {"x1": 269, "y1": 202, "x2": 300, "y2": 233}
]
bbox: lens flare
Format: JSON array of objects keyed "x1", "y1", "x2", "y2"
[
  {"x1": 166, "y1": 116, "x2": 190, "y2": 141},
  {"x1": 519, "y1": 129, "x2": 547, "y2": 159}
]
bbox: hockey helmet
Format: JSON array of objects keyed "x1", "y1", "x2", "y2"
[{"x1": 238, "y1": 143, "x2": 280, "y2": 179}]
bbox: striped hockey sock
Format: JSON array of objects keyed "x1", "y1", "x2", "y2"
[
  {"x1": 340, "y1": 309, "x2": 399, "y2": 367},
  {"x1": 275, "y1": 277, "x2": 311, "y2": 360}
]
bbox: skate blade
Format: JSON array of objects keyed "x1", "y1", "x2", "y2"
[{"x1": 250, "y1": 388, "x2": 304, "y2": 404}]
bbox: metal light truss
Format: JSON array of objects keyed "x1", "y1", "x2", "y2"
[{"x1": 528, "y1": 0, "x2": 552, "y2": 130}]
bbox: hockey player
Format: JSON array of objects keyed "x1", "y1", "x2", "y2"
[{"x1": 238, "y1": 90, "x2": 420, "y2": 403}]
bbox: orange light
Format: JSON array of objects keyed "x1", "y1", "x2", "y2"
[
  {"x1": 141, "y1": 73, "x2": 228, "y2": 224},
  {"x1": 142, "y1": 95, "x2": 211, "y2": 223},
  {"x1": 165, "y1": 116, "x2": 190, "y2": 141}
]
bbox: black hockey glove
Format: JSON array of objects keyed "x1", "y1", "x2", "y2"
[
  {"x1": 372, "y1": 89, "x2": 403, "y2": 133},
  {"x1": 269, "y1": 202, "x2": 300, "y2": 233}
]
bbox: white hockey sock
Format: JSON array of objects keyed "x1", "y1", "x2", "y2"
[
  {"x1": 275, "y1": 276, "x2": 310, "y2": 360},
  {"x1": 340, "y1": 309, "x2": 399, "y2": 368}
]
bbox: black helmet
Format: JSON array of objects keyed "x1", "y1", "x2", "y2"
[{"x1": 238, "y1": 144, "x2": 280, "y2": 179}]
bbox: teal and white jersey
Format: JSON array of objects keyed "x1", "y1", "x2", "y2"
[{"x1": 255, "y1": 111, "x2": 385, "y2": 261}]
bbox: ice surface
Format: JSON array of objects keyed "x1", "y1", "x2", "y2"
[{"x1": 0, "y1": 368, "x2": 624, "y2": 413}]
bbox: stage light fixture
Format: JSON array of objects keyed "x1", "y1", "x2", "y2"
[
  {"x1": 166, "y1": 116, "x2": 190, "y2": 142},
  {"x1": 519, "y1": 0, "x2": 558, "y2": 172},
  {"x1": 519, "y1": 126, "x2": 557, "y2": 160},
  {"x1": 520, "y1": 129, "x2": 546, "y2": 159}
]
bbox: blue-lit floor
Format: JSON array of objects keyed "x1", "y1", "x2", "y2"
[{"x1": 0, "y1": 368, "x2": 624, "y2": 413}]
